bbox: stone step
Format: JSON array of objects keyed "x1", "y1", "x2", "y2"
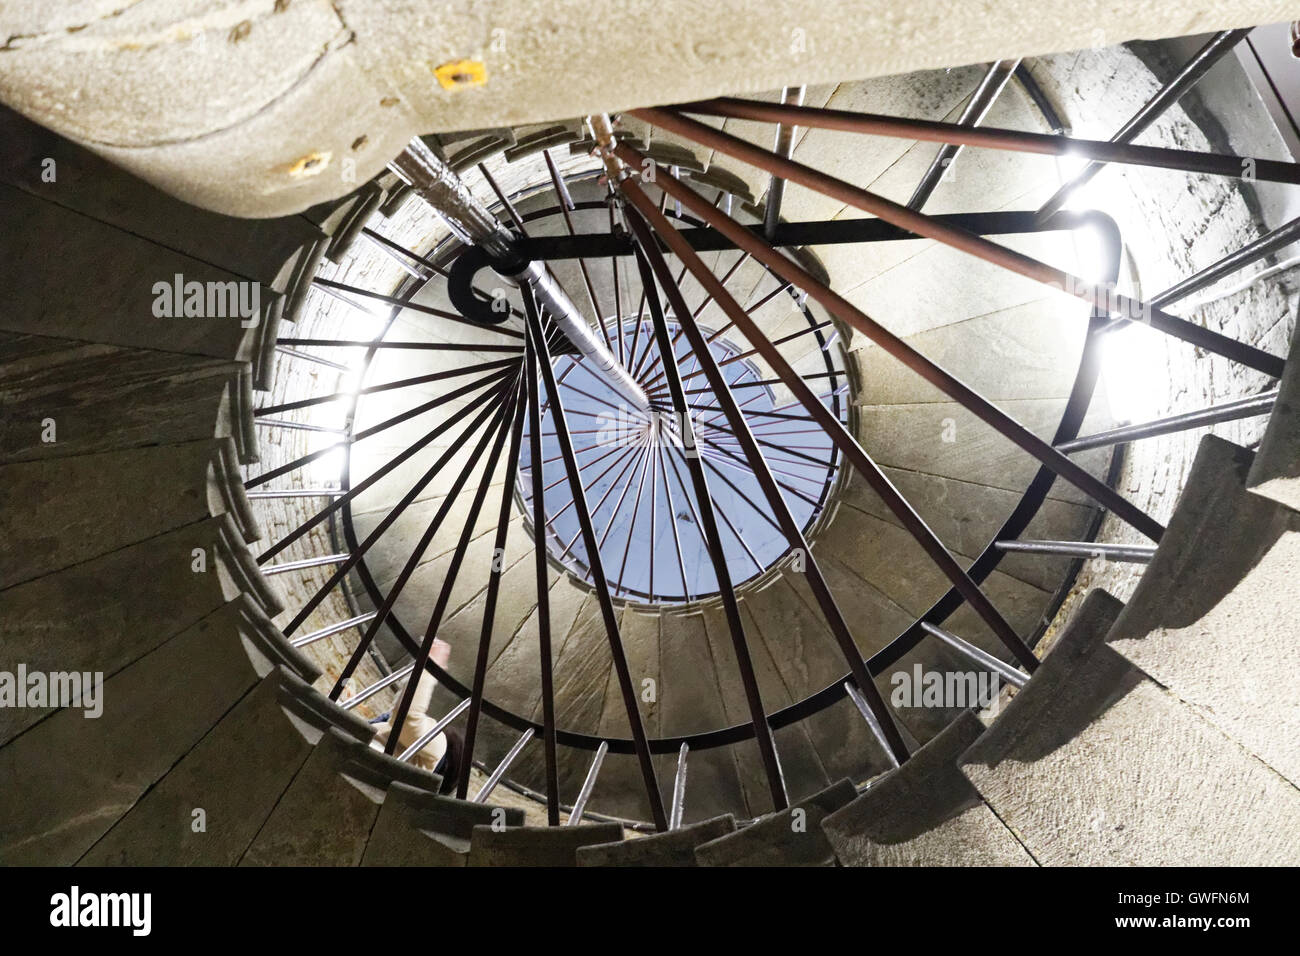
[
  {"x1": 1246, "y1": 324, "x2": 1300, "y2": 511},
  {"x1": 694, "y1": 778, "x2": 857, "y2": 867},
  {"x1": 0, "y1": 333, "x2": 243, "y2": 465},
  {"x1": 821, "y1": 711, "x2": 1035, "y2": 866},
  {"x1": 77, "y1": 667, "x2": 330, "y2": 865},
  {"x1": 240, "y1": 726, "x2": 443, "y2": 866},
  {"x1": 468, "y1": 822, "x2": 625, "y2": 867},
  {"x1": 0, "y1": 597, "x2": 312, "y2": 866},
  {"x1": 960, "y1": 589, "x2": 1300, "y2": 865},
  {"x1": 1107, "y1": 436, "x2": 1300, "y2": 787},
  {"x1": 0, "y1": 438, "x2": 236, "y2": 590},
  {"x1": 577, "y1": 814, "x2": 737, "y2": 867},
  {"x1": 0, "y1": 183, "x2": 257, "y2": 361},
  {"x1": 362, "y1": 782, "x2": 526, "y2": 866},
  {"x1": 0, "y1": 516, "x2": 270, "y2": 745}
]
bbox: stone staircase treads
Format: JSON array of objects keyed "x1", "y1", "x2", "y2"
[
  {"x1": 78, "y1": 668, "x2": 323, "y2": 866},
  {"x1": 0, "y1": 438, "x2": 228, "y2": 590},
  {"x1": 468, "y1": 822, "x2": 625, "y2": 867},
  {"x1": 0, "y1": 598, "x2": 293, "y2": 865},
  {"x1": 362, "y1": 783, "x2": 526, "y2": 866},
  {"x1": 694, "y1": 778, "x2": 857, "y2": 867},
  {"x1": 577, "y1": 814, "x2": 737, "y2": 867},
  {"x1": 0, "y1": 517, "x2": 259, "y2": 745},
  {"x1": 1108, "y1": 437, "x2": 1300, "y2": 787},
  {"x1": 960, "y1": 589, "x2": 1300, "y2": 865},
  {"x1": 821, "y1": 711, "x2": 1035, "y2": 866}
]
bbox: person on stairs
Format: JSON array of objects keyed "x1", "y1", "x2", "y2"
[{"x1": 368, "y1": 638, "x2": 463, "y2": 794}]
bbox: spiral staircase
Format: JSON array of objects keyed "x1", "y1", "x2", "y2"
[{"x1": 2, "y1": 31, "x2": 1300, "y2": 867}]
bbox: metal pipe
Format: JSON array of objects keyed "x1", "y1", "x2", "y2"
[
  {"x1": 670, "y1": 742, "x2": 689, "y2": 830},
  {"x1": 1056, "y1": 390, "x2": 1278, "y2": 453},
  {"x1": 567, "y1": 741, "x2": 609, "y2": 826},
  {"x1": 919, "y1": 623, "x2": 1029, "y2": 689},
  {"x1": 1152, "y1": 217, "x2": 1300, "y2": 308},
  {"x1": 630, "y1": 108, "x2": 1285, "y2": 381},
  {"x1": 275, "y1": 346, "x2": 350, "y2": 371},
  {"x1": 254, "y1": 418, "x2": 344, "y2": 434},
  {"x1": 290, "y1": 611, "x2": 377, "y2": 648},
  {"x1": 994, "y1": 539, "x2": 1158, "y2": 562},
  {"x1": 399, "y1": 697, "x2": 472, "y2": 762},
  {"x1": 263, "y1": 552, "x2": 350, "y2": 575},
  {"x1": 908, "y1": 59, "x2": 1020, "y2": 210},
  {"x1": 1036, "y1": 28, "x2": 1252, "y2": 220},
  {"x1": 473, "y1": 728, "x2": 535, "y2": 803},
  {"x1": 246, "y1": 488, "x2": 344, "y2": 499},
  {"x1": 843, "y1": 682, "x2": 901, "y2": 769},
  {"x1": 390, "y1": 137, "x2": 650, "y2": 414},
  {"x1": 764, "y1": 86, "x2": 806, "y2": 239},
  {"x1": 341, "y1": 662, "x2": 414, "y2": 711}
]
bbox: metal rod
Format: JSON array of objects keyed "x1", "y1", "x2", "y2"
[
  {"x1": 526, "y1": 327, "x2": 562, "y2": 823},
  {"x1": 262, "y1": 552, "x2": 350, "y2": 575},
  {"x1": 257, "y1": 370, "x2": 514, "y2": 558},
  {"x1": 385, "y1": 379, "x2": 524, "y2": 754},
  {"x1": 246, "y1": 488, "x2": 345, "y2": 499},
  {"x1": 341, "y1": 662, "x2": 414, "y2": 711},
  {"x1": 253, "y1": 418, "x2": 344, "y2": 434},
  {"x1": 1035, "y1": 28, "x2": 1253, "y2": 220},
  {"x1": 398, "y1": 697, "x2": 473, "y2": 763},
  {"x1": 1056, "y1": 390, "x2": 1278, "y2": 453},
  {"x1": 843, "y1": 682, "x2": 901, "y2": 769},
  {"x1": 458, "y1": 380, "x2": 528, "y2": 797},
  {"x1": 625, "y1": 191, "x2": 914, "y2": 763},
  {"x1": 523, "y1": 286, "x2": 669, "y2": 830},
  {"x1": 275, "y1": 346, "x2": 350, "y2": 371},
  {"x1": 614, "y1": 142, "x2": 1172, "y2": 540},
  {"x1": 567, "y1": 741, "x2": 609, "y2": 825},
  {"x1": 327, "y1": 390, "x2": 516, "y2": 698},
  {"x1": 620, "y1": 166, "x2": 1041, "y2": 677},
  {"x1": 280, "y1": 392, "x2": 511, "y2": 635},
  {"x1": 764, "y1": 85, "x2": 805, "y2": 239},
  {"x1": 290, "y1": 612, "x2": 377, "y2": 648},
  {"x1": 254, "y1": 357, "x2": 518, "y2": 416},
  {"x1": 473, "y1": 728, "x2": 536, "y2": 803},
  {"x1": 669, "y1": 742, "x2": 689, "y2": 830},
  {"x1": 919, "y1": 622, "x2": 1029, "y2": 689},
  {"x1": 1152, "y1": 217, "x2": 1300, "y2": 308},
  {"x1": 994, "y1": 539, "x2": 1158, "y2": 562},
  {"x1": 277, "y1": 338, "x2": 523, "y2": 353},
  {"x1": 311, "y1": 277, "x2": 526, "y2": 339},
  {"x1": 638, "y1": 109, "x2": 1285, "y2": 382},
  {"x1": 908, "y1": 59, "x2": 1020, "y2": 210},
  {"x1": 631, "y1": 237, "x2": 789, "y2": 808}
]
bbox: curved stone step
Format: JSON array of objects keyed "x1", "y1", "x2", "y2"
[
  {"x1": 361, "y1": 782, "x2": 525, "y2": 867},
  {"x1": 577, "y1": 814, "x2": 737, "y2": 867},
  {"x1": 240, "y1": 726, "x2": 441, "y2": 867},
  {"x1": 821, "y1": 711, "x2": 1035, "y2": 866},
  {"x1": 0, "y1": 596, "x2": 313, "y2": 865},
  {"x1": 960, "y1": 589, "x2": 1300, "y2": 866},
  {"x1": 468, "y1": 822, "x2": 624, "y2": 867},
  {"x1": 77, "y1": 667, "x2": 332, "y2": 866},
  {"x1": 0, "y1": 438, "x2": 245, "y2": 591},
  {"x1": 693, "y1": 778, "x2": 856, "y2": 867},
  {"x1": 1, "y1": 516, "x2": 269, "y2": 745},
  {"x1": 1107, "y1": 434, "x2": 1300, "y2": 787}
]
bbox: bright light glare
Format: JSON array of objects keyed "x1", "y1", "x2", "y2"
[
  {"x1": 1100, "y1": 323, "x2": 1167, "y2": 424},
  {"x1": 1072, "y1": 222, "x2": 1110, "y2": 285}
]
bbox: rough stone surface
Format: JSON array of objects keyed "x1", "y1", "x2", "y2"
[
  {"x1": 577, "y1": 814, "x2": 737, "y2": 867},
  {"x1": 468, "y1": 822, "x2": 625, "y2": 867},
  {"x1": 694, "y1": 778, "x2": 857, "y2": 866},
  {"x1": 362, "y1": 782, "x2": 525, "y2": 866},
  {"x1": 1108, "y1": 438, "x2": 1300, "y2": 787},
  {"x1": 822, "y1": 711, "x2": 1035, "y2": 866},
  {"x1": 962, "y1": 590, "x2": 1300, "y2": 866}
]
